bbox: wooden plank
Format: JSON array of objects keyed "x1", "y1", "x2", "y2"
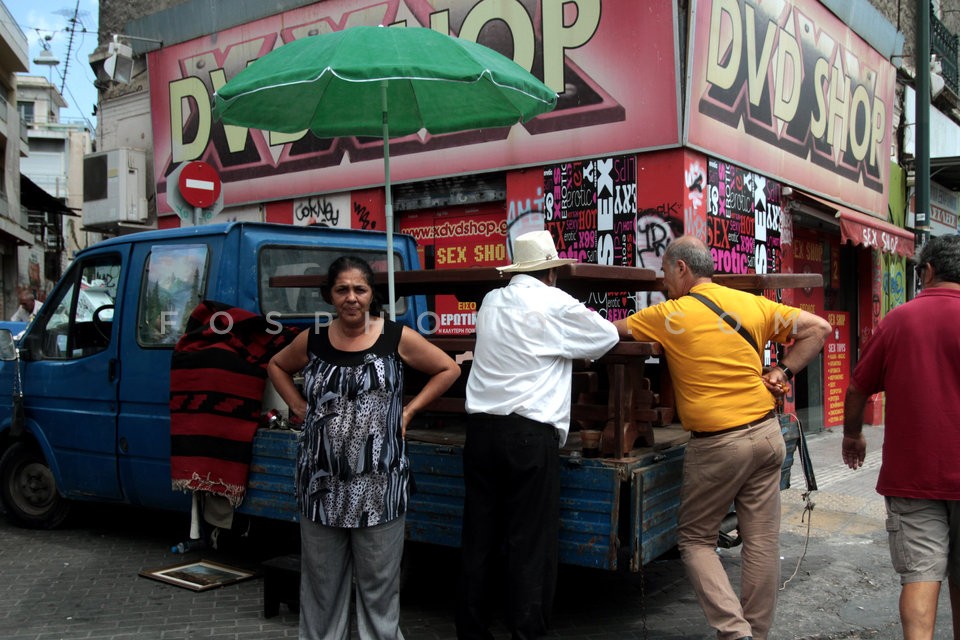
[
  {"x1": 713, "y1": 272, "x2": 823, "y2": 290},
  {"x1": 424, "y1": 336, "x2": 662, "y2": 358},
  {"x1": 270, "y1": 266, "x2": 822, "y2": 297}
]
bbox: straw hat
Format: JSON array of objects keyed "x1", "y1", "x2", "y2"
[{"x1": 497, "y1": 230, "x2": 578, "y2": 273}]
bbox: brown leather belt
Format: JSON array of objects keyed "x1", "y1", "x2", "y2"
[{"x1": 690, "y1": 410, "x2": 776, "y2": 439}]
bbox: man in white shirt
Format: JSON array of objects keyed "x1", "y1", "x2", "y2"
[
  {"x1": 456, "y1": 230, "x2": 619, "y2": 640},
  {"x1": 10, "y1": 291, "x2": 41, "y2": 323}
]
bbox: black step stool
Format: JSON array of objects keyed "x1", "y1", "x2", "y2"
[{"x1": 260, "y1": 553, "x2": 301, "y2": 618}]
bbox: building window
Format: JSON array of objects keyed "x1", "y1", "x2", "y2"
[{"x1": 17, "y1": 101, "x2": 34, "y2": 125}]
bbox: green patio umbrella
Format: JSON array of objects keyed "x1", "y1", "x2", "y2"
[{"x1": 213, "y1": 25, "x2": 558, "y2": 319}]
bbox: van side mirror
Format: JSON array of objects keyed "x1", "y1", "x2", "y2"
[
  {"x1": 0, "y1": 329, "x2": 16, "y2": 361},
  {"x1": 16, "y1": 332, "x2": 39, "y2": 361}
]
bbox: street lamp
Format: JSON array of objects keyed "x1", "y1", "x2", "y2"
[{"x1": 33, "y1": 35, "x2": 60, "y2": 82}]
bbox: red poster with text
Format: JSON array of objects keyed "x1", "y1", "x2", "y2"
[
  {"x1": 398, "y1": 205, "x2": 507, "y2": 335},
  {"x1": 791, "y1": 228, "x2": 826, "y2": 317},
  {"x1": 823, "y1": 311, "x2": 851, "y2": 428}
]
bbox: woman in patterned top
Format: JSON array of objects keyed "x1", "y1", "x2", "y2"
[{"x1": 267, "y1": 256, "x2": 460, "y2": 640}]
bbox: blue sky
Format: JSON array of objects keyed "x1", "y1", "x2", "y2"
[{"x1": 7, "y1": 0, "x2": 100, "y2": 130}]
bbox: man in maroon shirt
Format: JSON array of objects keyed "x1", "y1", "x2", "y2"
[{"x1": 843, "y1": 234, "x2": 960, "y2": 640}]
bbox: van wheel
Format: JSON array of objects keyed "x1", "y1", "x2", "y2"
[{"x1": 0, "y1": 442, "x2": 70, "y2": 529}]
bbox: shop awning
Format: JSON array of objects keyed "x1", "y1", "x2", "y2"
[
  {"x1": 20, "y1": 175, "x2": 76, "y2": 216},
  {"x1": 801, "y1": 192, "x2": 915, "y2": 258}
]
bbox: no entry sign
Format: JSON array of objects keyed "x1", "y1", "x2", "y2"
[{"x1": 178, "y1": 161, "x2": 221, "y2": 208}]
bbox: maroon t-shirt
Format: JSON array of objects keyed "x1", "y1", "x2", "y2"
[{"x1": 851, "y1": 287, "x2": 960, "y2": 499}]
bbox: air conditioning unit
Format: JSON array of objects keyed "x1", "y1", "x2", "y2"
[{"x1": 83, "y1": 148, "x2": 148, "y2": 228}]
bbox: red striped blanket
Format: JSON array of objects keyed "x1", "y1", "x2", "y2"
[{"x1": 170, "y1": 301, "x2": 298, "y2": 507}]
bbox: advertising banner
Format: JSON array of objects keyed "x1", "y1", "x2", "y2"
[
  {"x1": 686, "y1": 0, "x2": 895, "y2": 216},
  {"x1": 823, "y1": 311, "x2": 850, "y2": 428},
  {"x1": 398, "y1": 205, "x2": 506, "y2": 335},
  {"x1": 148, "y1": 0, "x2": 680, "y2": 214},
  {"x1": 791, "y1": 227, "x2": 826, "y2": 317},
  {"x1": 706, "y1": 158, "x2": 784, "y2": 274},
  {"x1": 542, "y1": 154, "x2": 637, "y2": 321}
]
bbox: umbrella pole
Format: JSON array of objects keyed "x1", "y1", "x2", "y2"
[{"x1": 382, "y1": 80, "x2": 396, "y2": 321}]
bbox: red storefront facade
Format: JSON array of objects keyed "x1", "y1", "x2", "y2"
[{"x1": 145, "y1": 0, "x2": 914, "y2": 431}]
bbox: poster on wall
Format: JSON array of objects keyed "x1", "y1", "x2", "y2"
[
  {"x1": 706, "y1": 159, "x2": 783, "y2": 274},
  {"x1": 791, "y1": 227, "x2": 826, "y2": 317},
  {"x1": 542, "y1": 155, "x2": 637, "y2": 321},
  {"x1": 398, "y1": 205, "x2": 507, "y2": 335},
  {"x1": 823, "y1": 311, "x2": 851, "y2": 428}
]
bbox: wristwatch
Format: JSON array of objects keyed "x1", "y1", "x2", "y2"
[{"x1": 775, "y1": 362, "x2": 794, "y2": 380}]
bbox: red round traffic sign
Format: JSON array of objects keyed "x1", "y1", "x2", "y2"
[{"x1": 178, "y1": 161, "x2": 222, "y2": 209}]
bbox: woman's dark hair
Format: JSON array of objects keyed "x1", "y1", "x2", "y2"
[{"x1": 324, "y1": 256, "x2": 382, "y2": 315}]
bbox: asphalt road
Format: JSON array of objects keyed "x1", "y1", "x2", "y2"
[{"x1": 0, "y1": 425, "x2": 956, "y2": 639}]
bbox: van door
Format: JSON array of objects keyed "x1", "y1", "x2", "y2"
[
  {"x1": 116, "y1": 240, "x2": 213, "y2": 509},
  {"x1": 21, "y1": 249, "x2": 127, "y2": 500}
]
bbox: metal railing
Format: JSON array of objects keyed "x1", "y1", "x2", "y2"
[{"x1": 932, "y1": 8, "x2": 959, "y2": 95}]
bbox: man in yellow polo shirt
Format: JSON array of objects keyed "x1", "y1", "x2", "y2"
[{"x1": 613, "y1": 235, "x2": 830, "y2": 640}]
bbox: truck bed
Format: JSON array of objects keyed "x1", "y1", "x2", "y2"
[
  {"x1": 241, "y1": 417, "x2": 801, "y2": 572},
  {"x1": 404, "y1": 421, "x2": 690, "y2": 571}
]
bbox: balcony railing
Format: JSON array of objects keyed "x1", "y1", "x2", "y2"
[{"x1": 932, "y1": 8, "x2": 959, "y2": 95}]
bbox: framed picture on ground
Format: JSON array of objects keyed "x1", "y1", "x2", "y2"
[{"x1": 139, "y1": 559, "x2": 256, "y2": 591}]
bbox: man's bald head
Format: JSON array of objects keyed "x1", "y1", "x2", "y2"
[{"x1": 663, "y1": 236, "x2": 715, "y2": 278}]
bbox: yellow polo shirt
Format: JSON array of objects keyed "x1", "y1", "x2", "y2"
[{"x1": 625, "y1": 282, "x2": 800, "y2": 431}]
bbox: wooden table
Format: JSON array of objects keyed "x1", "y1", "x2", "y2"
[{"x1": 416, "y1": 337, "x2": 663, "y2": 459}]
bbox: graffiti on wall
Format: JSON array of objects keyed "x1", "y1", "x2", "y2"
[
  {"x1": 882, "y1": 253, "x2": 906, "y2": 315},
  {"x1": 684, "y1": 157, "x2": 708, "y2": 244},
  {"x1": 506, "y1": 171, "x2": 547, "y2": 258},
  {"x1": 543, "y1": 155, "x2": 637, "y2": 320},
  {"x1": 293, "y1": 193, "x2": 349, "y2": 227},
  {"x1": 706, "y1": 159, "x2": 783, "y2": 274}
]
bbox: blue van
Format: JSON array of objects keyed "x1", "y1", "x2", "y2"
[{"x1": 0, "y1": 222, "x2": 424, "y2": 528}]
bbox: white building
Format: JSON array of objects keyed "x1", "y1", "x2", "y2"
[
  {"x1": 17, "y1": 75, "x2": 96, "y2": 284},
  {"x1": 0, "y1": 1, "x2": 38, "y2": 319}
]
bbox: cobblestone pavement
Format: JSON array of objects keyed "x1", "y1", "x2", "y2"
[{"x1": 0, "y1": 424, "x2": 955, "y2": 639}]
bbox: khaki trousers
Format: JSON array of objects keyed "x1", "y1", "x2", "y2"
[{"x1": 678, "y1": 417, "x2": 785, "y2": 640}]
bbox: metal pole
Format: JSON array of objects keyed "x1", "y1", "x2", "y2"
[
  {"x1": 382, "y1": 80, "x2": 396, "y2": 321},
  {"x1": 916, "y1": 0, "x2": 931, "y2": 232}
]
